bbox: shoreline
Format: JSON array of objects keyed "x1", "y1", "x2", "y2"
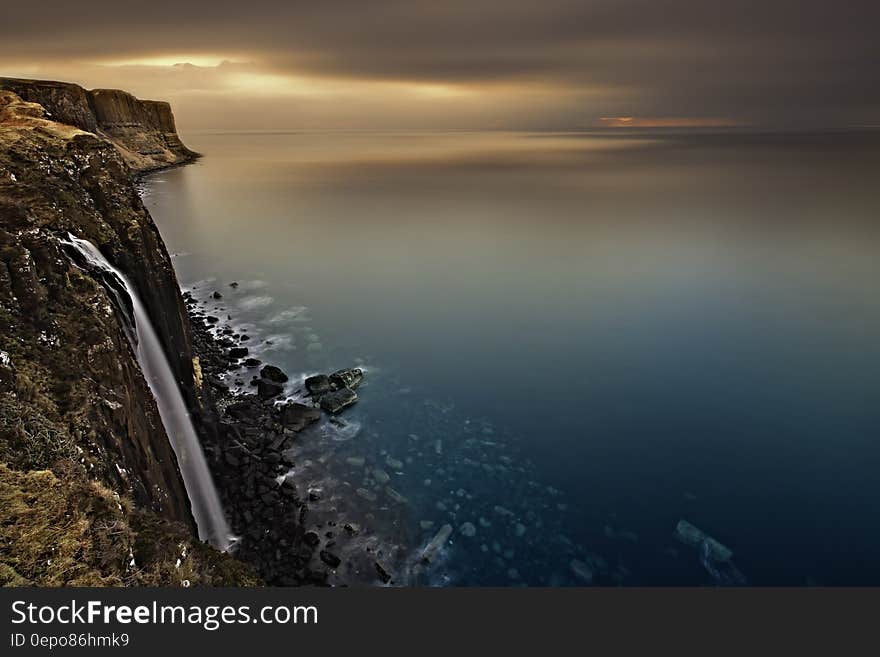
[{"x1": 181, "y1": 280, "x2": 400, "y2": 585}]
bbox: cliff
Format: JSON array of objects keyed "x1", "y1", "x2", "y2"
[
  {"x1": 0, "y1": 90, "x2": 251, "y2": 585},
  {"x1": 0, "y1": 78, "x2": 198, "y2": 174}
]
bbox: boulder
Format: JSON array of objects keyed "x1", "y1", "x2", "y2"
[
  {"x1": 260, "y1": 364, "x2": 288, "y2": 383},
  {"x1": 375, "y1": 562, "x2": 392, "y2": 584},
  {"x1": 329, "y1": 367, "x2": 364, "y2": 390},
  {"x1": 279, "y1": 402, "x2": 320, "y2": 431},
  {"x1": 319, "y1": 387, "x2": 358, "y2": 413},
  {"x1": 319, "y1": 550, "x2": 341, "y2": 568},
  {"x1": 257, "y1": 379, "x2": 284, "y2": 400},
  {"x1": 225, "y1": 399, "x2": 260, "y2": 422},
  {"x1": 229, "y1": 346, "x2": 249, "y2": 359},
  {"x1": 304, "y1": 374, "x2": 332, "y2": 396}
]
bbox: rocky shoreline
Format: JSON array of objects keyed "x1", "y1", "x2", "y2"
[{"x1": 182, "y1": 286, "x2": 392, "y2": 585}]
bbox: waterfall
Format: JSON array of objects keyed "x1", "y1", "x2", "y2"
[{"x1": 62, "y1": 234, "x2": 233, "y2": 550}]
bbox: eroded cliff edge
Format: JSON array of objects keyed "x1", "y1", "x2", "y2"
[
  {"x1": 0, "y1": 90, "x2": 253, "y2": 585},
  {"x1": 0, "y1": 78, "x2": 198, "y2": 174}
]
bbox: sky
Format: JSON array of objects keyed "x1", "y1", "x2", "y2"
[{"x1": 1, "y1": 1, "x2": 878, "y2": 131}]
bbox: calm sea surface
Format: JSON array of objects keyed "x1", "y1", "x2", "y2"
[{"x1": 142, "y1": 130, "x2": 880, "y2": 585}]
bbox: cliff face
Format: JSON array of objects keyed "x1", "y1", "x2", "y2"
[
  {"x1": 0, "y1": 90, "x2": 247, "y2": 585},
  {"x1": 0, "y1": 78, "x2": 198, "y2": 174}
]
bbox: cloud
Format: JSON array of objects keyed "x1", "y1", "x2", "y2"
[{"x1": 1, "y1": 1, "x2": 878, "y2": 128}]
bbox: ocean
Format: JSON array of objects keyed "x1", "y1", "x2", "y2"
[{"x1": 142, "y1": 129, "x2": 880, "y2": 585}]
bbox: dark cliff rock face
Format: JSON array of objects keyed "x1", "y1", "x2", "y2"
[
  {"x1": 0, "y1": 78, "x2": 198, "y2": 174},
  {"x1": 0, "y1": 91, "x2": 246, "y2": 585}
]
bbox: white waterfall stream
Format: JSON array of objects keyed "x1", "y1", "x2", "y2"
[{"x1": 63, "y1": 234, "x2": 232, "y2": 550}]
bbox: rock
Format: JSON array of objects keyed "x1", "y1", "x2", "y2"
[
  {"x1": 304, "y1": 374, "x2": 332, "y2": 396},
  {"x1": 308, "y1": 488, "x2": 322, "y2": 501},
  {"x1": 459, "y1": 522, "x2": 477, "y2": 537},
  {"x1": 356, "y1": 488, "x2": 378, "y2": 502},
  {"x1": 243, "y1": 358, "x2": 261, "y2": 367},
  {"x1": 260, "y1": 365, "x2": 288, "y2": 383},
  {"x1": 420, "y1": 520, "x2": 435, "y2": 530},
  {"x1": 375, "y1": 562, "x2": 392, "y2": 584},
  {"x1": 421, "y1": 524, "x2": 453, "y2": 563},
  {"x1": 257, "y1": 379, "x2": 284, "y2": 400},
  {"x1": 225, "y1": 400, "x2": 260, "y2": 422},
  {"x1": 385, "y1": 456, "x2": 404, "y2": 470},
  {"x1": 229, "y1": 346, "x2": 249, "y2": 359},
  {"x1": 515, "y1": 523, "x2": 527, "y2": 537},
  {"x1": 319, "y1": 550, "x2": 341, "y2": 568},
  {"x1": 212, "y1": 291, "x2": 222, "y2": 299},
  {"x1": 303, "y1": 531, "x2": 320, "y2": 547},
  {"x1": 343, "y1": 523, "x2": 359, "y2": 535},
  {"x1": 279, "y1": 403, "x2": 320, "y2": 431},
  {"x1": 371, "y1": 468, "x2": 391, "y2": 484},
  {"x1": 319, "y1": 387, "x2": 358, "y2": 413},
  {"x1": 229, "y1": 281, "x2": 239, "y2": 288},
  {"x1": 329, "y1": 367, "x2": 364, "y2": 390},
  {"x1": 570, "y1": 559, "x2": 593, "y2": 583},
  {"x1": 674, "y1": 520, "x2": 733, "y2": 562},
  {"x1": 385, "y1": 487, "x2": 408, "y2": 504}
]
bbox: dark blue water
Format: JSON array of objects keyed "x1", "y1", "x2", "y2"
[{"x1": 143, "y1": 130, "x2": 880, "y2": 585}]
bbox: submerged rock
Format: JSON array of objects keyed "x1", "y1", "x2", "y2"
[
  {"x1": 569, "y1": 559, "x2": 594, "y2": 584},
  {"x1": 421, "y1": 524, "x2": 453, "y2": 563},
  {"x1": 459, "y1": 522, "x2": 477, "y2": 537},
  {"x1": 356, "y1": 487, "x2": 378, "y2": 502},
  {"x1": 385, "y1": 487, "x2": 408, "y2": 504},
  {"x1": 319, "y1": 387, "x2": 358, "y2": 413},
  {"x1": 371, "y1": 468, "x2": 391, "y2": 484},
  {"x1": 674, "y1": 519, "x2": 733, "y2": 562}
]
